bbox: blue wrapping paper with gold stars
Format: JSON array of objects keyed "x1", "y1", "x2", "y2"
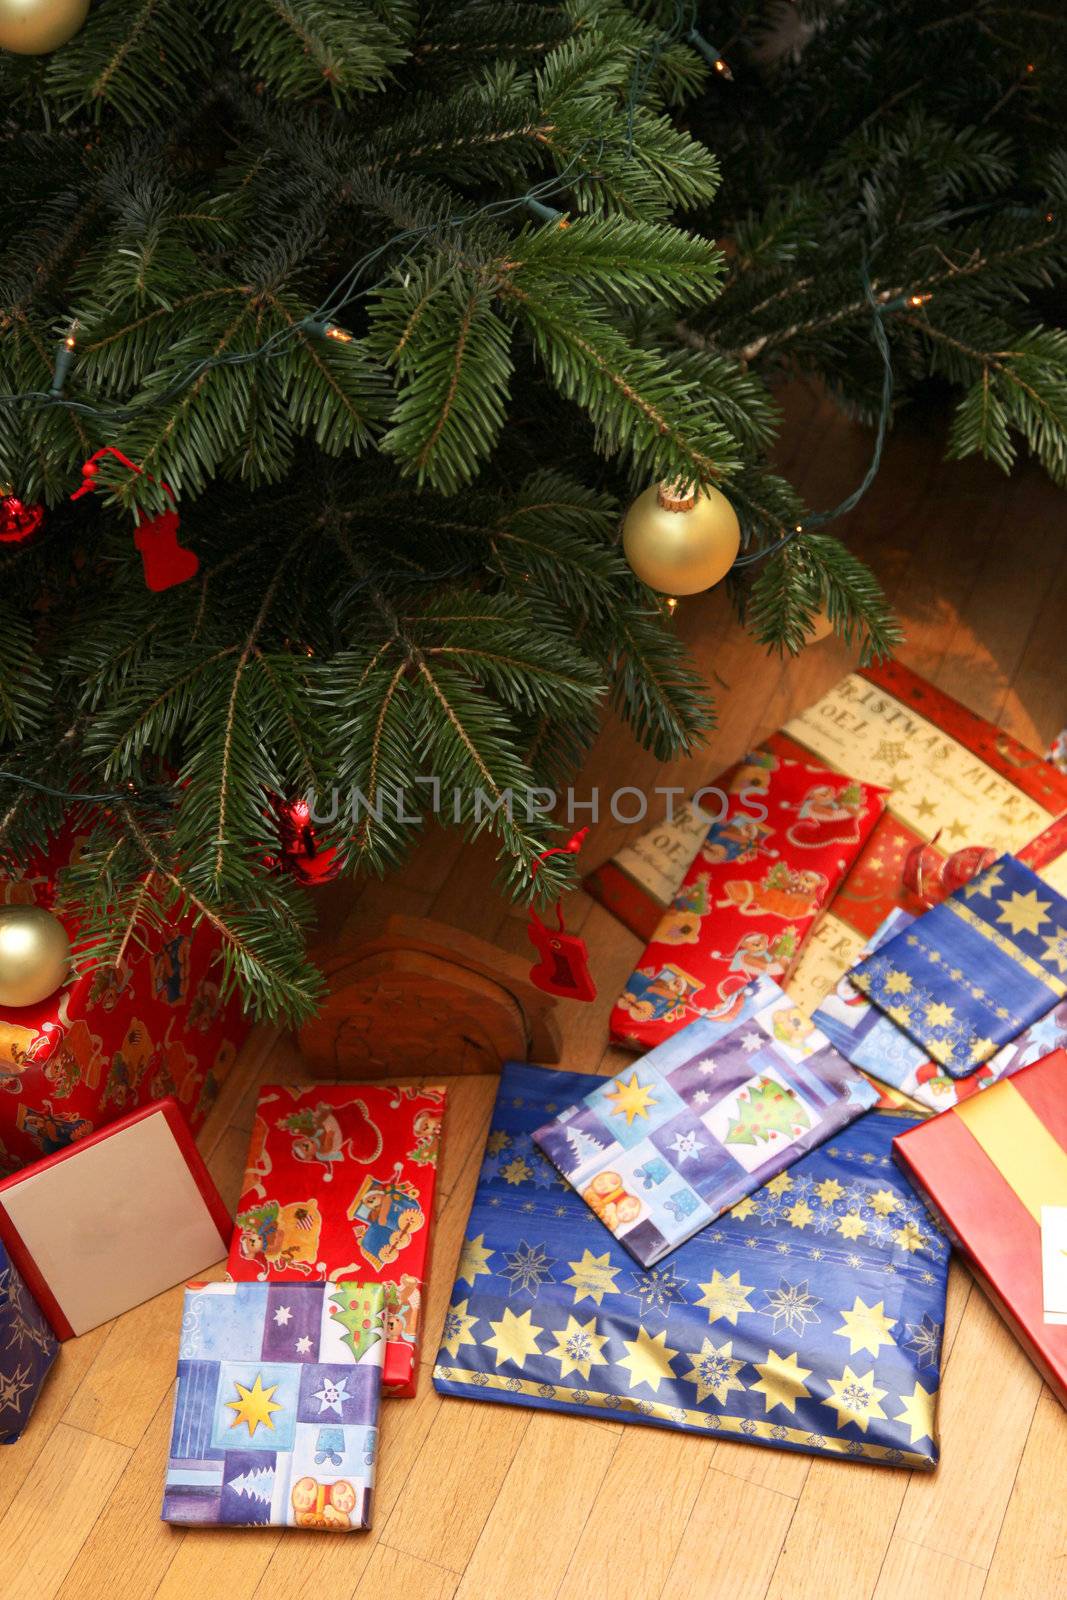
[
  {"x1": 850, "y1": 854, "x2": 1067, "y2": 1076},
  {"x1": 433, "y1": 1063, "x2": 949, "y2": 1469},
  {"x1": 162, "y1": 1281, "x2": 384, "y2": 1530},
  {"x1": 0, "y1": 1239, "x2": 57, "y2": 1444}
]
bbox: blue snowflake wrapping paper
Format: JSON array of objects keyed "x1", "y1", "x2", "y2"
[
  {"x1": 850, "y1": 854, "x2": 1067, "y2": 1075},
  {"x1": 815, "y1": 909, "x2": 1067, "y2": 1112},
  {"x1": 162, "y1": 1281, "x2": 385, "y2": 1530},
  {"x1": 433, "y1": 1063, "x2": 949, "y2": 1469},
  {"x1": 533, "y1": 980, "x2": 879, "y2": 1267},
  {"x1": 0, "y1": 1239, "x2": 58, "y2": 1444}
]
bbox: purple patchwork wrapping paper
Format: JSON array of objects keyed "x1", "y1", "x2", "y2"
[
  {"x1": 534, "y1": 980, "x2": 878, "y2": 1267},
  {"x1": 162, "y1": 1281, "x2": 384, "y2": 1530}
]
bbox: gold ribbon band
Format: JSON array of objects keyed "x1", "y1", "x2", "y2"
[{"x1": 955, "y1": 1080, "x2": 1067, "y2": 1223}]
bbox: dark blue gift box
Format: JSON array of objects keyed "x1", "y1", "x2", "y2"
[
  {"x1": 434, "y1": 1063, "x2": 950, "y2": 1469},
  {"x1": 0, "y1": 1239, "x2": 58, "y2": 1444}
]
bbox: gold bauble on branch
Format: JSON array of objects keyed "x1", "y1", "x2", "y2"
[
  {"x1": 622, "y1": 481, "x2": 741, "y2": 595},
  {"x1": 0, "y1": 906, "x2": 71, "y2": 1007},
  {"x1": 0, "y1": 0, "x2": 89, "y2": 54}
]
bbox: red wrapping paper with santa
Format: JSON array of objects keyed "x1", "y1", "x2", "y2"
[
  {"x1": 0, "y1": 830, "x2": 246, "y2": 1172},
  {"x1": 610, "y1": 753, "x2": 887, "y2": 1050},
  {"x1": 227, "y1": 1082, "x2": 446, "y2": 1397}
]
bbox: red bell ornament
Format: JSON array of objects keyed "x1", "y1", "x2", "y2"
[{"x1": 0, "y1": 494, "x2": 45, "y2": 545}]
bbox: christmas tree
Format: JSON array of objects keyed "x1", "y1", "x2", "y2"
[{"x1": 0, "y1": 2, "x2": 1063, "y2": 1020}]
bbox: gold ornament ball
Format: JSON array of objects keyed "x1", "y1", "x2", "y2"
[
  {"x1": 0, "y1": 906, "x2": 71, "y2": 1007},
  {"x1": 0, "y1": 0, "x2": 89, "y2": 55},
  {"x1": 623, "y1": 482, "x2": 740, "y2": 595}
]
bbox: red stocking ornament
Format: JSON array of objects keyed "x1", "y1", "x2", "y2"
[
  {"x1": 526, "y1": 828, "x2": 597, "y2": 1002},
  {"x1": 72, "y1": 448, "x2": 199, "y2": 591}
]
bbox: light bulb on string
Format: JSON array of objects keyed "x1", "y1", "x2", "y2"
[
  {"x1": 687, "y1": 29, "x2": 733, "y2": 81},
  {"x1": 50, "y1": 321, "x2": 78, "y2": 396}
]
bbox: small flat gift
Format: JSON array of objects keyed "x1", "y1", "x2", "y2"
[
  {"x1": 816, "y1": 910, "x2": 1067, "y2": 1112},
  {"x1": 850, "y1": 855, "x2": 1067, "y2": 1076},
  {"x1": 893, "y1": 1052, "x2": 1067, "y2": 1409},
  {"x1": 535, "y1": 982, "x2": 879, "y2": 1267},
  {"x1": 435, "y1": 1062, "x2": 949, "y2": 1469},
  {"x1": 611, "y1": 754, "x2": 887, "y2": 1050},
  {"x1": 0, "y1": 1238, "x2": 58, "y2": 1443},
  {"x1": 162, "y1": 1280, "x2": 384, "y2": 1529},
  {"x1": 0, "y1": 1098, "x2": 230, "y2": 1339},
  {"x1": 227, "y1": 1083, "x2": 445, "y2": 1397}
]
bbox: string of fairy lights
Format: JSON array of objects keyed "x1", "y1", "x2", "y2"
[{"x1": 2, "y1": 2, "x2": 1023, "y2": 591}]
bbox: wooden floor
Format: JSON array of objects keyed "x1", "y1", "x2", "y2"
[{"x1": 4, "y1": 386, "x2": 1067, "y2": 1600}]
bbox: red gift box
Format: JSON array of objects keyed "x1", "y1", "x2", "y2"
[
  {"x1": 227, "y1": 1082, "x2": 446, "y2": 1397},
  {"x1": 893, "y1": 1051, "x2": 1067, "y2": 1407},
  {"x1": 610, "y1": 755, "x2": 887, "y2": 1050},
  {"x1": 0, "y1": 831, "x2": 247, "y2": 1173}
]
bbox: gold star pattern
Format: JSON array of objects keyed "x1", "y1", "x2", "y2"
[
  {"x1": 484, "y1": 1307, "x2": 544, "y2": 1369},
  {"x1": 457, "y1": 1233, "x2": 494, "y2": 1287},
  {"x1": 564, "y1": 1250, "x2": 621, "y2": 1306},
  {"x1": 226, "y1": 1373, "x2": 283, "y2": 1437},
  {"x1": 1042, "y1": 932, "x2": 1067, "y2": 974},
  {"x1": 884, "y1": 970, "x2": 913, "y2": 996},
  {"x1": 970, "y1": 1037, "x2": 995, "y2": 1063},
  {"x1": 546, "y1": 1315, "x2": 609, "y2": 1381},
  {"x1": 894, "y1": 1380, "x2": 938, "y2": 1445},
  {"x1": 823, "y1": 1366, "x2": 888, "y2": 1433},
  {"x1": 501, "y1": 1156, "x2": 532, "y2": 1185},
  {"x1": 814, "y1": 1178, "x2": 844, "y2": 1207},
  {"x1": 485, "y1": 1130, "x2": 511, "y2": 1156},
  {"x1": 836, "y1": 1211, "x2": 867, "y2": 1241},
  {"x1": 616, "y1": 1327, "x2": 679, "y2": 1392},
  {"x1": 603, "y1": 1070, "x2": 659, "y2": 1126},
  {"x1": 868, "y1": 1189, "x2": 898, "y2": 1217},
  {"x1": 696, "y1": 1269, "x2": 755, "y2": 1326},
  {"x1": 730, "y1": 1195, "x2": 758, "y2": 1221},
  {"x1": 440, "y1": 1298, "x2": 479, "y2": 1358},
  {"x1": 681, "y1": 1338, "x2": 747, "y2": 1405},
  {"x1": 997, "y1": 888, "x2": 1052, "y2": 936},
  {"x1": 785, "y1": 1200, "x2": 815, "y2": 1229},
  {"x1": 751, "y1": 1349, "x2": 812, "y2": 1414},
  {"x1": 835, "y1": 1297, "x2": 897, "y2": 1357},
  {"x1": 924, "y1": 1001, "x2": 955, "y2": 1030},
  {"x1": 887, "y1": 1004, "x2": 914, "y2": 1030},
  {"x1": 766, "y1": 1172, "x2": 793, "y2": 1197},
  {"x1": 964, "y1": 864, "x2": 1004, "y2": 898},
  {"x1": 893, "y1": 1220, "x2": 925, "y2": 1253}
]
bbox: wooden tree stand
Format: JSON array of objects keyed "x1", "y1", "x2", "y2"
[{"x1": 298, "y1": 915, "x2": 562, "y2": 1078}]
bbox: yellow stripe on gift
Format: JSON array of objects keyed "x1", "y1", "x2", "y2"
[
  {"x1": 956, "y1": 1081, "x2": 1067, "y2": 1223},
  {"x1": 944, "y1": 899, "x2": 1067, "y2": 998}
]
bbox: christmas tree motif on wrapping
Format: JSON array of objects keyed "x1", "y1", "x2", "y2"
[
  {"x1": 329, "y1": 1284, "x2": 386, "y2": 1361},
  {"x1": 229, "y1": 1466, "x2": 275, "y2": 1504},
  {"x1": 726, "y1": 1076, "x2": 812, "y2": 1147}
]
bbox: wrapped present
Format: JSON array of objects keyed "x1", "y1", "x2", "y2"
[
  {"x1": 588, "y1": 663, "x2": 1067, "y2": 1011},
  {"x1": 227, "y1": 1083, "x2": 446, "y2": 1397},
  {"x1": 0, "y1": 1237, "x2": 58, "y2": 1443},
  {"x1": 536, "y1": 981, "x2": 878, "y2": 1267},
  {"x1": 610, "y1": 756, "x2": 886, "y2": 1049},
  {"x1": 815, "y1": 909, "x2": 1067, "y2": 1111},
  {"x1": 0, "y1": 830, "x2": 247, "y2": 1174},
  {"x1": 894, "y1": 1052, "x2": 1067, "y2": 1408},
  {"x1": 434, "y1": 1063, "x2": 949, "y2": 1469},
  {"x1": 0, "y1": 1098, "x2": 230, "y2": 1339},
  {"x1": 850, "y1": 855, "x2": 1067, "y2": 1076},
  {"x1": 162, "y1": 1280, "x2": 384, "y2": 1529}
]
